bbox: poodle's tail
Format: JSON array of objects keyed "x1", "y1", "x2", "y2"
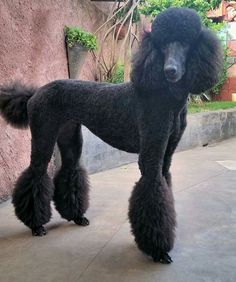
[{"x1": 0, "y1": 82, "x2": 38, "y2": 128}]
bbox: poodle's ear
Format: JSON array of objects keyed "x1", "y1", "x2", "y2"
[
  {"x1": 187, "y1": 28, "x2": 223, "y2": 94},
  {"x1": 130, "y1": 32, "x2": 165, "y2": 91}
]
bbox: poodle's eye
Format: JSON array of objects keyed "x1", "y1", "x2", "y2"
[{"x1": 160, "y1": 46, "x2": 167, "y2": 54}]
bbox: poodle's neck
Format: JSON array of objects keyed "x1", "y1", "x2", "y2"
[
  {"x1": 168, "y1": 81, "x2": 189, "y2": 102},
  {"x1": 133, "y1": 80, "x2": 189, "y2": 103}
]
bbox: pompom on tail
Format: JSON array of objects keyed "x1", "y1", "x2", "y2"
[{"x1": 0, "y1": 82, "x2": 37, "y2": 128}]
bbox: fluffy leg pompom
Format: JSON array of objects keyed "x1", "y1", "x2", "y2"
[
  {"x1": 53, "y1": 166, "x2": 89, "y2": 225},
  {"x1": 12, "y1": 167, "x2": 54, "y2": 236},
  {"x1": 129, "y1": 177, "x2": 176, "y2": 263}
]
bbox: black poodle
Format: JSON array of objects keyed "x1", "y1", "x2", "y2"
[{"x1": 0, "y1": 8, "x2": 222, "y2": 263}]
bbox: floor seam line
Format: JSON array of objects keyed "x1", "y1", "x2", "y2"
[
  {"x1": 174, "y1": 170, "x2": 226, "y2": 194},
  {"x1": 78, "y1": 219, "x2": 128, "y2": 281}
]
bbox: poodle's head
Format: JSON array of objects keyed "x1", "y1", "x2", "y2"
[{"x1": 131, "y1": 7, "x2": 223, "y2": 99}]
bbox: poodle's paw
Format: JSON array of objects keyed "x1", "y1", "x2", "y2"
[
  {"x1": 153, "y1": 252, "x2": 173, "y2": 264},
  {"x1": 32, "y1": 226, "x2": 47, "y2": 236},
  {"x1": 74, "y1": 216, "x2": 89, "y2": 226}
]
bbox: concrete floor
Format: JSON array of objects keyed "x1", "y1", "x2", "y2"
[{"x1": 1, "y1": 138, "x2": 236, "y2": 282}]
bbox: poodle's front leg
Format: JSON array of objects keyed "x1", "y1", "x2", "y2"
[
  {"x1": 129, "y1": 126, "x2": 176, "y2": 263},
  {"x1": 163, "y1": 108, "x2": 187, "y2": 187}
]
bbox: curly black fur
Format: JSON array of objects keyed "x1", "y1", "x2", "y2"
[
  {"x1": 129, "y1": 177, "x2": 176, "y2": 263},
  {"x1": 187, "y1": 28, "x2": 223, "y2": 94},
  {"x1": 0, "y1": 82, "x2": 37, "y2": 128},
  {"x1": 53, "y1": 166, "x2": 89, "y2": 223},
  {"x1": 0, "y1": 8, "x2": 223, "y2": 263},
  {"x1": 12, "y1": 167, "x2": 53, "y2": 229},
  {"x1": 53, "y1": 121, "x2": 89, "y2": 224},
  {"x1": 151, "y1": 7, "x2": 202, "y2": 47}
]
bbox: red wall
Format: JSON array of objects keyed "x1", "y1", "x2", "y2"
[
  {"x1": 215, "y1": 76, "x2": 236, "y2": 101},
  {"x1": 0, "y1": 0, "x2": 109, "y2": 201},
  {"x1": 215, "y1": 57, "x2": 236, "y2": 101}
]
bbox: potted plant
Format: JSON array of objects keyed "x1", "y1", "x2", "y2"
[{"x1": 64, "y1": 26, "x2": 97, "y2": 79}]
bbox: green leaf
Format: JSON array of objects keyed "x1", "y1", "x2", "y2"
[{"x1": 64, "y1": 26, "x2": 97, "y2": 51}]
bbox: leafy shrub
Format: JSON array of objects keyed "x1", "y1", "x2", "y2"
[
  {"x1": 107, "y1": 64, "x2": 124, "y2": 84},
  {"x1": 139, "y1": 0, "x2": 222, "y2": 29},
  {"x1": 64, "y1": 26, "x2": 97, "y2": 50},
  {"x1": 211, "y1": 44, "x2": 230, "y2": 95}
]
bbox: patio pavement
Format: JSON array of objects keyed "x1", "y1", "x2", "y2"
[{"x1": 0, "y1": 137, "x2": 236, "y2": 282}]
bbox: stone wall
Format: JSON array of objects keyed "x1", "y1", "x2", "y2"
[
  {"x1": 0, "y1": 0, "x2": 111, "y2": 201},
  {"x1": 178, "y1": 109, "x2": 236, "y2": 151},
  {"x1": 57, "y1": 109, "x2": 236, "y2": 174}
]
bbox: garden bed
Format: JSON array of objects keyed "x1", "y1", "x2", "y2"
[{"x1": 188, "y1": 101, "x2": 236, "y2": 114}]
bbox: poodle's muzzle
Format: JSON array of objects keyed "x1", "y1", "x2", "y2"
[{"x1": 163, "y1": 42, "x2": 189, "y2": 83}]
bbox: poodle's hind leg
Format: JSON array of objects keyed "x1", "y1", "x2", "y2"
[
  {"x1": 53, "y1": 121, "x2": 89, "y2": 226},
  {"x1": 12, "y1": 120, "x2": 59, "y2": 236}
]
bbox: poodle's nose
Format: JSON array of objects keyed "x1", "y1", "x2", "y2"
[{"x1": 164, "y1": 66, "x2": 177, "y2": 78}]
